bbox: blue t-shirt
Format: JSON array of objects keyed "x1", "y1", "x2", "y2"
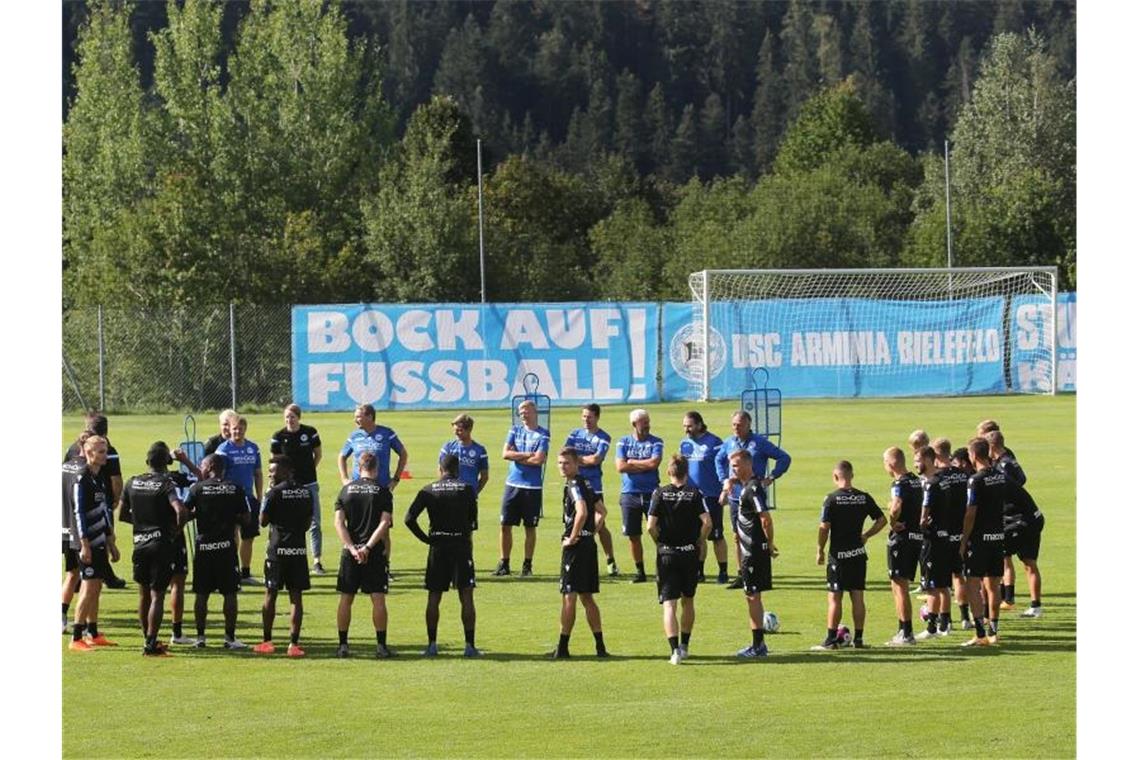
[
  {"x1": 216, "y1": 439, "x2": 261, "y2": 499},
  {"x1": 714, "y1": 432, "x2": 791, "y2": 504},
  {"x1": 564, "y1": 427, "x2": 612, "y2": 494},
  {"x1": 439, "y1": 439, "x2": 489, "y2": 492},
  {"x1": 341, "y1": 426, "x2": 405, "y2": 486},
  {"x1": 504, "y1": 425, "x2": 550, "y2": 489},
  {"x1": 616, "y1": 434, "x2": 664, "y2": 494},
  {"x1": 679, "y1": 431, "x2": 724, "y2": 497}
]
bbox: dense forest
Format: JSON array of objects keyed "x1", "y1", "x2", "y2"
[{"x1": 62, "y1": 0, "x2": 1076, "y2": 309}]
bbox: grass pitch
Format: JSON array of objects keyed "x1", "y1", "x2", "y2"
[{"x1": 62, "y1": 396, "x2": 1075, "y2": 758}]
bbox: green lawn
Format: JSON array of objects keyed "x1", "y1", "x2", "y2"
[{"x1": 62, "y1": 396, "x2": 1076, "y2": 758}]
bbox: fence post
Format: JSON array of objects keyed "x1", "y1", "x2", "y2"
[
  {"x1": 97, "y1": 305, "x2": 105, "y2": 411},
  {"x1": 229, "y1": 303, "x2": 237, "y2": 409}
]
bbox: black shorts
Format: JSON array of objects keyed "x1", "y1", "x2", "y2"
[
  {"x1": 620, "y1": 493, "x2": 652, "y2": 536},
  {"x1": 964, "y1": 539, "x2": 1005, "y2": 578},
  {"x1": 171, "y1": 534, "x2": 189, "y2": 576},
  {"x1": 560, "y1": 538, "x2": 599, "y2": 595},
  {"x1": 241, "y1": 497, "x2": 260, "y2": 539},
  {"x1": 742, "y1": 546, "x2": 773, "y2": 594},
  {"x1": 827, "y1": 552, "x2": 867, "y2": 592},
  {"x1": 337, "y1": 548, "x2": 389, "y2": 595},
  {"x1": 657, "y1": 550, "x2": 699, "y2": 602},
  {"x1": 192, "y1": 539, "x2": 239, "y2": 594},
  {"x1": 265, "y1": 554, "x2": 311, "y2": 592},
  {"x1": 887, "y1": 536, "x2": 923, "y2": 582},
  {"x1": 703, "y1": 496, "x2": 724, "y2": 541},
  {"x1": 63, "y1": 539, "x2": 79, "y2": 572},
  {"x1": 920, "y1": 538, "x2": 955, "y2": 590},
  {"x1": 1005, "y1": 527, "x2": 1043, "y2": 562},
  {"x1": 79, "y1": 544, "x2": 114, "y2": 582},
  {"x1": 132, "y1": 540, "x2": 175, "y2": 590},
  {"x1": 425, "y1": 539, "x2": 477, "y2": 593},
  {"x1": 947, "y1": 534, "x2": 965, "y2": 576},
  {"x1": 500, "y1": 487, "x2": 542, "y2": 527}
]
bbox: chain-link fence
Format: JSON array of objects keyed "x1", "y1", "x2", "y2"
[{"x1": 62, "y1": 304, "x2": 292, "y2": 413}]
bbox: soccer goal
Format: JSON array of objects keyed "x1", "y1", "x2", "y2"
[{"x1": 687, "y1": 267, "x2": 1059, "y2": 401}]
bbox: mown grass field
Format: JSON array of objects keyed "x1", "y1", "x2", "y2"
[{"x1": 62, "y1": 395, "x2": 1075, "y2": 758}]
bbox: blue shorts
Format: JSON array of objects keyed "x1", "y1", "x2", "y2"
[
  {"x1": 620, "y1": 493, "x2": 653, "y2": 537},
  {"x1": 583, "y1": 473, "x2": 604, "y2": 496},
  {"x1": 500, "y1": 486, "x2": 542, "y2": 527},
  {"x1": 702, "y1": 495, "x2": 724, "y2": 541}
]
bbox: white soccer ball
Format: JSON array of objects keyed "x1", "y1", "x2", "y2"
[{"x1": 763, "y1": 611, "x2": 780, "y2": 633}]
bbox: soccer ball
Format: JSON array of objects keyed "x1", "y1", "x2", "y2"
[
  {"x1": 836, "y1": 625, "x2": 852, "y2": 645},
  {"x1": 763, "y1": 611, "x2": 780, "y2": 633},
  {"x1": 920, "y1": 603, "x2": 930, "y2": 621}
]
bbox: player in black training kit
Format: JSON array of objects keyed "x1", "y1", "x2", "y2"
[
  {"x1": 813, "y1": 461, "x2": 887, "y2": 651},
  {"x1": 253, "y1": 456, "x2": 312, "y2": 657},
  {"x1": 882, "y1": 447, "x2": 924, "y2": 646},
  {"x1": 65, "y1": 435, "x2": 122, "y2": 651},
  {"x1": 185, "y1": 455, "x2": 249, "y2": 650},
  {"x1": 960, "y1": 438, "x2": 1006, "y2": 647},
  {"x1": 729, "y1": 450, "x2": 779, "y2": 660},
  {"x1": 333, "y1": 452, "x2": 394, "y2": 659},
  {"x1": 914, "y1": 446, "x2": 954, "y2": 638},
  {"x1": 647, "y1": 454, "x2": 711, "y2": 664},
  {"x1": 120, "y1": 442, "x2": 189, "y2": 656},
  {"x1": 64, "y1": 413, "x2": 127, "y2": 589},
  {"x1": 986, "y1": 430, "x2": 1045, "y2": 618},
  {"x1": 552, "y1": 449, "x2": 608, "y2": 659},
  {"x1": 271, "y1": 403, "x2": 325, "y2": 575},
  {"x1": 406, "y1": 454, "x2": 481, "y2": 658}
]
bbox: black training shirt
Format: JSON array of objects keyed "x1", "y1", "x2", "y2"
[
  {"x1": 263, "y1": 481, "x2": 312, "y2": 555},
  {"x1": 406, "y1": 477, "x2": 478, "y2": 539},
  {"x1": 934, "y1": 466, "x2": 968, "y2": 534},
  {"x1": 270, "y1": 424, "x2": 322, "y2": 485},
  {"x1": 966, "y1": 467, "x2": 1006, "y2": 541},
  {"x1": 335, "y1": 478, "x2": 392, "y2": 546},
  {"x1": 820, "y1": 487, "x2": 884, "y2": 556},
  {"x1": 186, "y1": 477, "x2": 247, "y2": 543},
  {"x1": 994, "y1": 452, "x2": 1026, "y2": 487},
  {"x1": 888, "y1": 472, "x2": 924, "y2": 543},
  {"x1": 648, "y1": 482, "x2": 706, "y2": 552},
  {"x1": 123, "y1": 472, "x2": 180, "y2": 545},
  {"x1": 735, "y1": 478, "x2": 771, "y2": 554},
  {"x1": 561, "y1": 475, "x2": 597, "y2": 539}
]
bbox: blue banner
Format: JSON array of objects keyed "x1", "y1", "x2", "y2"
[
  {"x1": 662, "y1": 297, "x2": 1009, "y2": 399},
  {"x1": 1010, "y1": 291, "x2": 1076, "y2": 392},
  {"x1": 292, "y1": 303, "x2": 659, "y2": 410}
]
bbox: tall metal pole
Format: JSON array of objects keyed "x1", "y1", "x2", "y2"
[
  {"x1": 701, "y1": 270, "x2": 711, "y2": 402},
  {"x1": 97, "y1": 305, "x2": 105, "y2": 411},
  {"x1": 944, "y1": 140, "x2": 954, "y2": 269},
  {"x1": 477, "y1": 139, "x2": 487, "y2": 304},
  {"x1": 229, "y1": 303, "x2": 237, "y2": 409}
]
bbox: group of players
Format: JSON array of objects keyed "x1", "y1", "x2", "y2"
[{"x1": 61, "y1": 401, "x2": 1043, "y2": 662}]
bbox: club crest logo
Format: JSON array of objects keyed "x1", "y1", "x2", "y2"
[{"x1": 669, "y1": 321, "x2": 727, "y2": 383}]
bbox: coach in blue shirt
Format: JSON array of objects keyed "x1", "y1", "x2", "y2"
[
  {"x1": 494, "y1": 400, "x2": 550, "y2": 578},
  {"x1": 337, "y1": 404, "x2": 408, "y2": 563},
  {"x1": 680, "y1": 410, "x2": 728, "y2": 583},
  {"x1": 615, "y1": 408, "x2": 664, "y2": 584},
  {"x1": 715, "y1": 409, "x2": 791, "y2": 589},
  {"x1": 439, "y1": 413, "x2": 489, "y2": 496},
  {"x1": 564, "y1": 403, "x2": 620, "y2": 576}
]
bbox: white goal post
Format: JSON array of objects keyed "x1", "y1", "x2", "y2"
[{"x1": 687, "y1": 267, "x2": 1058, "y2": 401}]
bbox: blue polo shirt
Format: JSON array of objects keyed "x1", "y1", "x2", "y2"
[
  {"x1": 504, "y1": 425, "x2": 550, "y2": 489},
  {"x1": 679, "y1": 430, "x2": 724, "y2": 497},
  {"x1": 341, "y1": 425, "x2": 405, "y2": 486},
  {"x1": 616, "y1": 434, "x2": 664, "y2": 494},
  {"x1": 564, "y1": 427, "x2": 612, "y2": 494},
  {"x1": 439, "y1": 439, "x2": 489, "y2": 491},
  {"x1": 215, "y1": 439, "x2": 261, "y2": 498},
  {"x1": 714, "y1": 432, "x2": 791, "y2": 504}
]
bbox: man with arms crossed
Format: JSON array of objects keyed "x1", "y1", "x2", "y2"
[
  {"x1": 495, "y1": 400, "x2": 549, "y2": 577},
  {"x1": 960, "y1": 438, "x2": 1006, "y2": 647},
  {"x1": 615, "y1": 409, "x2": 664, "y2": 584},
  {"x1": 647, "y1": 454, "x2": 710, "y2": 664},
  {"x1": 253, "y1": 456, "x2": 312, "y2": 657},
  {"x1": 730, "y1": 450, "x2": 779, "y2": 659},
  {"x1": 564, "y1": 404, "x2": 619, "y2": 576},
  {"x1": 120, "y1": 442, "x2": 189, "y2": 656},
  {"x1": 333, "y1": 452, "x2": 394, "y2": 659},
  {"x1": 812, "y1": 461, "x2": 887, "y2": 651},
  {"x1": 65, "y1": 435, "x2": 121, "y2": 650},
  {"x1": 338, "y1": 404, "x2": 407, "y2": 567},
  {"x1": 216, "y1": 416, "x2": 263, "y2": 586},
  {"x1": 552, "y1": 449, "x2": 609, "y2": 659},
  {"x1": 440, "y1": 414, "x2": 490, "y2": 503},
  {"x1": 185, "y1": 454, "x2": 249, "y2": 650},
  {"x1": 679, "y1": 411, "x2": 727, "y2": 584},
  {"x1": 406, "y1": 454, "x2": 481, "y2": 658},
  {"x1": 271, "y1": 403, "x2": 325, "y2": 575},
  {"x1": 715, "y1": 410, "x2": 791, "y2": 589},
  {"x1": 882, "y1": 447, "x2": 924, "y2": 646}
]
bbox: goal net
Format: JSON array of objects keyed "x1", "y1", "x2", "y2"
[{"x1": 687, "y1": 267, "x2": 1058, "y2": 400}]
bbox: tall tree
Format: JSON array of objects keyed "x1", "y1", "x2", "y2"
[{"x1": 750, "y1": 30, "x2": 785, "y2": 175}]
